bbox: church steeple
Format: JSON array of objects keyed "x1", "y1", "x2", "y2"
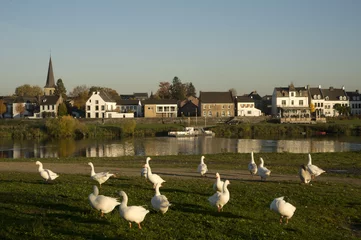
[{"x1": 44, "y1": 56, "x2": 56, "y2": 95}]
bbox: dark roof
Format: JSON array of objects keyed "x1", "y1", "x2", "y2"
[
  {"x1": 248, "y1": 91, "x2": 262, "y2": 100},
  {"x1": 40, "y1": 95, "x2": 60, "y2": 105},
  {"x1": 116, "y1": 99, "x2": 140, "y2": 105},
  {"x1": 199, "y1": 91, "x2": 234, "y2": 103},
  {"x1": 44, "y1": 57, "x2": 56, "y2": 88},
  {"x1": 309, "y1": 87, "x2": 323, "y2": 99},
  {"x1": 120, "y1": 94, "x2": 135, "y2": 100},
  {"x1": 99, "y1": 91, "x2": 115, "y2": 102},
  {"x1": 346, "y1": 91, "x2": 360, "y2": 100},
  {"x1": 274, "y1": 85, "x2": 308, "y2": 97},
  {"x1": 143, "y1": 99, "x2": 178, "y2": 105},
  {"x1": 133, "y1": 92, "x2": 148, "y2": 98},
  {"x1": 0, "y1": 96, "x2": 15, "y2": 104},
  {"x1": 321, "y1": 87, "x2": 347, "y2": 101},
  {"x1": 235, "y1": 96, "x2": 254, "y2": 103}
]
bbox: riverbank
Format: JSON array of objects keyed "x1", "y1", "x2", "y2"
[{"x1": 1, "y1": 117, "x2": 361, "y2": 139}]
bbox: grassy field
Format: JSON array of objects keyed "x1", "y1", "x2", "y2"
[{"x1": 1, "y1": 153, "x2": 361, "y2": 239}]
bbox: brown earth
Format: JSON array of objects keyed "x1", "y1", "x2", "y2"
[{"x1": 1, "y1": 162, "x2": 361, "y2": 186}]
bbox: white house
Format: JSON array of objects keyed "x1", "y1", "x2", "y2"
[
  {"x1": 235, "y1": 96, "x2": 262, "y2": 116},
  {"x1": 86, "y1": 91, "x2": 133, "y2": 119},
  {"x1": 347, "y1": 90, "x2": 361, "y2": 115},
  {"x1": 320, "y1": 86, "x2": 349, "y2": 117},
  {"x1": 272, "y1": 84, "x2": 310, "y2": 118},
  {"x1": 116, "y1": 99, "x2": 142, "y2": 117}
]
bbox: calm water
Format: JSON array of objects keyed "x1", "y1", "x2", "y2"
[{"x1": 0, "y1": 136, "x2": 361, "y2": 159}]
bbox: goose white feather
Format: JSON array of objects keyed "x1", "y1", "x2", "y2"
[
  {"x1": 197, "y1": 156, "x2": 208, "y2": 176},
  {"x1": 248, "y1": 152, "x2": 258, "y2": 176},
  {"x1": 208, "y1": 180, "x2": 230, "y2": 212},
  {"x1": 145, "y1": 164, "x2": 166, "y2": 188},
  {"x1": 270, "y1": 196, "x2": 296, "y2": 224},
  {"x1": 299, "y1": 164, "x2": 312, "y2": 184},
  {"x1": 119, "y1": 190, "x2": 149, "y2": 229},
  {"x1": 88, "y1": 185, "x2": 120, "y2": 217},
  {"x1": 213, "y1": 172, "x2": 224, "y2": 192},
  {"x1": 35, "y1": 161, "x2": 59, "y2": 181},
  {"x1": 151, "y1": 183, "x2": 171, "y2": 214},
  {"x1": 306, "y1": 154, "x2": 325, "y2": 178},
  {"x1": 258, "y1": 157, "x2": 271, "y2": 181},
  {"x1": 140, "y1": 157, "x2": 151, "y2": 179},
  {"x1": 88, "y1": 162, "x2": 115, "y2": 187}
]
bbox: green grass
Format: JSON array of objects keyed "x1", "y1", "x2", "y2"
[{"x1": 1, "y1": 155, "x2": 361, "y2": 239}]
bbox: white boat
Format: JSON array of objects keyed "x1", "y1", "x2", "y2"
[{"x1": 168, "y1": 127, "x2": 215, "y2": 137}]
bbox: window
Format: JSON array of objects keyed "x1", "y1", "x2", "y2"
[
  {"x1": 101, "y1": 105, "x2": 105, "y2": 111},
  {"x1": 203, "y1": 111, "x2": 206, "y2": 116},
  {"x1": 209, "y1": 105, "x2": 211, "y2": 109},
  {"x1": 291, "y1": 100, "x2": 294, "y2": 105},
  {"x1": 247, "y1": 111, "x2": 252, "y2": 114},
  {"x1": 227, "y1": 111, "x2": 231, "y2": 116},
  {"x1": 95, "y1": 113, "x2": 99, "y2": 118},
  {"x1": 203, "y1": 105, "x2": 206, "y2": 109},
  {"x1": 321, "y1": 103, "x2": 323, "y2": 107},
  {"x1": 164, "y1": 106, "x2": 170, "y2": 112},
  {"x1": 228, "y1": 105, "x2": 231, "y2": 109},
  {"x1": 282, "y1": 100, "x2": 286, "y2": 105},
  {"x1": 87, "y1": 106, "x2": 90, "y2": 111},
  {"x1": 157, "y1": 106, "x2": 163, "y2": 112},
  {"x1": 95, "y1": 100, "x2": 99, "y2": 104},
  {"x1": 222, "y1": 105, "x2": 225, "y2": 109},
  {"x1": 208, "y1": 111, "x2": 212, "y2": 117},
  {"x1": 87, "y1": 113, "x2": 90, "y2": 118},
  {"x1": 291, "y1": 92, "x2": 294, "y2": 97},
  {"x1": 52, "y1": 105, "x2": 54, "y2": 110},
  {"x1": 171, "y1": 106, "x2": 175, "y2": 111},
  {"x1": 89, "y1": 100, "x2": 91, "y2": 103},
  {"x1": 250, "y1": 104, "x2": 254, "y2": 108},
  {"x1": 222, "y1": 111, "x2": 225, "y2": 116},
  {"x1": 95, "y1": 106, "x2": 99, "y2": 111}
]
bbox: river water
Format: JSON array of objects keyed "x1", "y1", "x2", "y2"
[{"x1": 0, "y1": 136, "x2": 361, "y2": 159}]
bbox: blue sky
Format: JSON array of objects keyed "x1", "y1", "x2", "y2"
[{"x1": 1, "y1": 0, "x2": 360, "y2": 96}]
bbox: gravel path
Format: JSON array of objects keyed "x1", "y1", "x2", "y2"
[{"x1": 1, "y1": 162, "x2": 361, "y2": 185}]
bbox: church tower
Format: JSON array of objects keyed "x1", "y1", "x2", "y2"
[{"x1": 44, "y1": 57, "x2": 56, "y2": 96}]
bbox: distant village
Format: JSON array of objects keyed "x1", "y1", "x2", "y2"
[{"x1": 0, "y1": 57, "x2": 360, "y2": 124}]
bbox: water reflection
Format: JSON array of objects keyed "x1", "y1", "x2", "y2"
[{"x1": 0, "y1": 137, "x2": 361, "y2": 159}]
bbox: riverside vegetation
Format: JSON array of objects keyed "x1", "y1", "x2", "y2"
[
  {"x1": 0, "y1": 152, "x2": 361, "y2": 239},
  {"x1": 0, "y1": 117, "x2": 361, "y2": 140}
]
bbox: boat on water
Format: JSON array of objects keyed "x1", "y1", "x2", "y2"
[{"x1": 168, "y1": 127, "x2": 215, "y2": 137}]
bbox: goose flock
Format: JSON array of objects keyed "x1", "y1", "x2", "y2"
[{"x1": 34, "y1": 153, "x2": 325, "y2": 228}]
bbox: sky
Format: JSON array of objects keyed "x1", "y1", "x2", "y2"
[{"x1": 1, "y1": 0, "x2": 361, "y2": 97}]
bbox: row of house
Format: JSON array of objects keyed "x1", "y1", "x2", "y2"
[{"x1": 1, "y1": 57, "x2": 360, "y2": 120}]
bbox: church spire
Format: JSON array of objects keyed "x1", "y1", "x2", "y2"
[{"x1": 44, "y1": 56, "x2": 56, "y2": 95}]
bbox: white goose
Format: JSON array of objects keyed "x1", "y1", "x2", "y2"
[
  {"x1": 270, "y1": 196, "x2": 296, "y2": 224},
  {"x1": 299, "y1": 164, "x2": 312, "y2": 184},
  {"x1": 197, "y1": 156, "x2": 208, "y2": 177},
  {"x1": 248, "y1": 152, "x2": 258, "y2": 176},
  {"x1": 145, "y1": 164, "x2": 166, "y2": 188},
  {"x1": 151, "y1": 183, "x2": 171, "y2": 214},
  {"x1": 208, "y1": 180, "x2": 230, "y2": 212},
  {"x1": 140, "y1": 157, "x2": 151, "y2": 180},
  {"x1": 258, "y1": 157, "x2": 271, "y2": 181},
  {"x1": 35, "y1": 161, "x2": 59, "y2": 181},
  {"x1": 88, "y1": 162, "x2": 115, "y2": 187},
  {"x1": 119, "y1": 191, "x2": 149, "y2": 229},
  {"x1": 213, "y1": 172, "x2": 224, "y2": 192},
  {"x1": 88, "y1": 185, "x2": 120, "y2": 217},
  {"x1": 306, "y1": 154, "x2": 325, "y2": 178}
]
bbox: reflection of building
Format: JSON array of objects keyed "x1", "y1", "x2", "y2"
[
  {"x1": 86, "y1": 141, "x2": 135, "y2": 157},
  {"x1": 236, "y1": 139, "x2": 262, "y2": 153}
]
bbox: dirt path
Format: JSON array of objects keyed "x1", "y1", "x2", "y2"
[{"x1": 1, "y1": 162, "x2": 361, "y2": 186}]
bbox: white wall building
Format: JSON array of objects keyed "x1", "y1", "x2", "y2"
[
  {"x1": 235, "y1": 96, "x2": 262, "y2": 116},
  {"x1": 347, "y1": 90, "x2": 361, "y2": 115},
  {"x1": 86, "y1": 91, "x2": 134, "y2": 119},
  {"x1": 272, "y1": 84, "x2": 310, "y2": 117}
]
